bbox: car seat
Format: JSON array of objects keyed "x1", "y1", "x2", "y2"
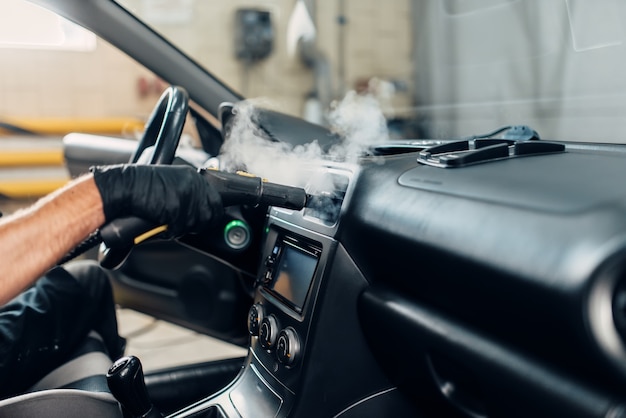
[{"x1": 0, "y1": 331, "x2": 123, "y2": 417}]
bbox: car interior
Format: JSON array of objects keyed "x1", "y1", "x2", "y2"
[{"x1": 3, "y1": 0, "x2": 626, "y2": 417}]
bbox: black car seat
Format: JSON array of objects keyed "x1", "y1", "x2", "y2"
[
  {"x1": 0, "y1": 331, "x2": 123, "y2": 417},
  {"x1": 0, "y1": 389, "x2": 121, "y2": 417}
]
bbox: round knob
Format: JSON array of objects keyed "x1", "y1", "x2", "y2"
[
  {"x1": 276, "y1": 327, "x2": 300, "y2": 366},
  {"x1": 224, "y1": 220, "x2": 251, "y2": 250},
  {"x1": 248, "y1": 303, "x2": 265, "y2": 336},
  {"x1": 259, "y1": 315, "x2": 279, "y2": 350},
  {"x1": 106, "y1": 356, "x2": 162, "y2": 418}
]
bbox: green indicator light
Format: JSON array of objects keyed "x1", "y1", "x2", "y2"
[
  {"x1": 225, "y1": 219, "x2": 246, "y2": 231},
  {"x1": 224, "y1": 220, "x2": 251, "y2": 250}
]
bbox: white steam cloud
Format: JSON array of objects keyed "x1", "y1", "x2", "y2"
[
  {"x1": 326, "y1": 91, "x2": 389, "y2": 162},
  {"x1": 218, "y1": 91, "x2": 389, "y2": 190}
]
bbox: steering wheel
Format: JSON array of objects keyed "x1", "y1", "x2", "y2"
[
  {"x1": 131, "y1": 85, "x2": 189, "y2": 164},
  {"x1": 99, "y1": 86, "x2": 190, "y2": 269}
]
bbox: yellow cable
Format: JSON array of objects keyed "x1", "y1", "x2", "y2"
[{"x1": 134, "y1": 225, "x2": 168, "y2": 245}]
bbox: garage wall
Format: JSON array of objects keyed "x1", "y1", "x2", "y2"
[
  {"x1": 317, "y1": 0, "x2": 413, "y2": 103},
  {"x1": 0, "y1": 0, "x2": 413, "y2": 123},
  {"x1": 411, "y1": 0, "x2": 626, "y2": 142},
  {"x1": 0, "y1": 37, "x2": 156, "y2": 120},
  {"x1": 122, "y1": 0, "x2": 414, "y2": 116}
]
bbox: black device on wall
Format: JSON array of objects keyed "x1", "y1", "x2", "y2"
[{"x1": 235, "y1": 8, "x2": 273, "y2": 63}]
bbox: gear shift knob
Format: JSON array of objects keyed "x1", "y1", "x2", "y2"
[{"x1": 107, "y1": 356, "x2": 162, "y2": 418}]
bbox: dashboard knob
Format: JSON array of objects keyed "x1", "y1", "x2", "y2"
[
  {"x1": 224, "y1": 220, "x2": 251, "y2": 250},
  {"x1": 259, "y1": 314, "x2": 279, "y2": 350},
  {"x1": 276, "y1": 327, "x2": 300, "y2": 366},
  {"x1": 248, "y1": 303, "x2": 265, "y2": 336}
]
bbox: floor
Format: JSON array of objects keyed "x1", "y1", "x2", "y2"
[{"x1": 116, "y1": 308, "x2": 247, "y2": 372}]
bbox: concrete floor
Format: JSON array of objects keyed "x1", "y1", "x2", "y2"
[{"x1": 117, "y1": 308, "x2": 247, "y2": 372}]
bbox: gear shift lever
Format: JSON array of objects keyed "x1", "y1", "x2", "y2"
[{"x1": 107, "y1": 356, "x2": 163, "y2": 418}]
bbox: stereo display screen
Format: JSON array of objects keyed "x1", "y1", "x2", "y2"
[{"x1": 270, "y1": 243, "x2": 318, "y2": 312}]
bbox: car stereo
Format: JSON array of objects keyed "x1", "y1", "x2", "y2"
[{"x1": 261, "y1": 233, "x2": 321, "y2": 314}]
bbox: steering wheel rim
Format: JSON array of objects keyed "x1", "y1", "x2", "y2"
[
  {"x1": 130, "y1": 85, "x2": 189, "y2": 165},
  {"x1": 99, "y1": 85, "x2": 189, "y2": 270}
]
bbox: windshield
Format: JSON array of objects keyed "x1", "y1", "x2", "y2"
[{"x1": 116, "y1": 0, "x2": 626, "y2": 144}]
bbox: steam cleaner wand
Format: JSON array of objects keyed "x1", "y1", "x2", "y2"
[
  {"x1": 60, "y1": 169, "x2": 311, "y2": 265},
  {"x1": 198, "y1": 168, "x2": 309, "y2": 209}
]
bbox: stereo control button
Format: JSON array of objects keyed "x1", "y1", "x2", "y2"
[
  {"x1": 248, "y1": 303, "x2": 264, "y2": 336},
  {"x1": 259, "y1": 315, "x2": 279, "y2": 350},
  {"x1": 276, "y1": 327, "x2": 300, "y2": 366},
  {"x1": 224, "y1": 220, "x2": 251, "y2": 250}
]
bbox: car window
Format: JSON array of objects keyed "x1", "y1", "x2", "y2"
[
  {"x1": 115, "y1": 0, "x2": 626, "y2": 144},
  {"x1": 0, "y1": 0, "x2": 160, "y2": 139},
  {"x1": 0, "y1": 0, "x2": 187, "y2": 200}
]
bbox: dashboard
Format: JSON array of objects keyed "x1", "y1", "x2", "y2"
[
  {"x1": 173, "y1": 162, "x2": 379, "y2": 418},
  {"x1": 170, "y1": 141, "x2": 626, "y2": 418}
]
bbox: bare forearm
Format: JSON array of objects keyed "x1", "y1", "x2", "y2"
[{"x1": 0, "y1": 174, "x2": 105, "y2": 304}]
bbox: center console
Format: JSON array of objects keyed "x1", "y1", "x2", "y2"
[{"x1": 173, "y1": 163, "x2": 355, "y2": 418}]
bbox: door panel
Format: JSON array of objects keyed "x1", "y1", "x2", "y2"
[{"x1": 109, "y1": 241, "x2": 252, "y2": 346}]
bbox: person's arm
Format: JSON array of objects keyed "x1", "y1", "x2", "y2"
[
  {"x1": 0, "y1": 164, "x2": 223, "y2": 306},
  {"x1": 0, "y1": 174, "x2": 104, "y2": 305}
]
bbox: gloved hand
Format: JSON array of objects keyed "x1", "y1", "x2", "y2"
[{"x1": 91, "y1": 164, "x2": 223, "y2": 237}]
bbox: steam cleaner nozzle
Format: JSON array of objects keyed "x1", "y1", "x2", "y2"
[{"x1": 199, "y1": 168, "x2": 308, "y2": 210}]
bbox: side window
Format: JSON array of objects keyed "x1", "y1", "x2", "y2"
[{"x1": 0, "y1": 0, "x2": 164, "y2": 203}]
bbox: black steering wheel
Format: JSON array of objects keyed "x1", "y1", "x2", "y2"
[
  {"x1": 99, "y1": 86, "x2": 190, "y2": 269},
  {"x1": 131, "y1": 85, "x2": 189, "y2": 165}
]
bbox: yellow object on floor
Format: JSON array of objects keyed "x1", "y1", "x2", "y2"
[
  {"x1": 0, "y1": 178, "x2": 68, "y2": 198},
  {"x1": 1, "y1": 117, "x2": 144, "y2": 136},
  {"x1": 0, "y1": 166, "x2": 69, "y2": 198},
  {"x1": 0, "y1": 150, "x2": 64, "y2": 167}
]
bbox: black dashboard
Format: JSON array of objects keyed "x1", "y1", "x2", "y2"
[
  {"x1": 167, "y1": 140, "x2": 626, "y2": 417},
  {"x1": 344, "y1": 146, "x2": 626, "y2": 416}
]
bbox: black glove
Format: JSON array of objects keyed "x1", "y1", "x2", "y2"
[{"x1": 91, "y1": 164, "x2": 223, "y2": 237}]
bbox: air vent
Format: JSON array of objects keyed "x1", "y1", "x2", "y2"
[
  {"x1": 587, "y1": 258, "x2": 626, "y2": 378},
  {"x1": 303, "y1": 171, "x2": 349, "y2": 226},
  {"x1": 613, "y1": 278, "x2": 626, "y2": 344}
]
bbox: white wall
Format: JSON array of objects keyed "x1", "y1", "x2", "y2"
[
  {"x1": 0, "y1": 0, "x2": 414, "y2": 125},
  {"x1": 412, "y1": 0, "x2": 626, "y2": 142}
]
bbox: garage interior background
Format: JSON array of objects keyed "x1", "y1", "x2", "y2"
[{"x1": 0, "y1": 0, "x2": 412, "y2": 126}]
